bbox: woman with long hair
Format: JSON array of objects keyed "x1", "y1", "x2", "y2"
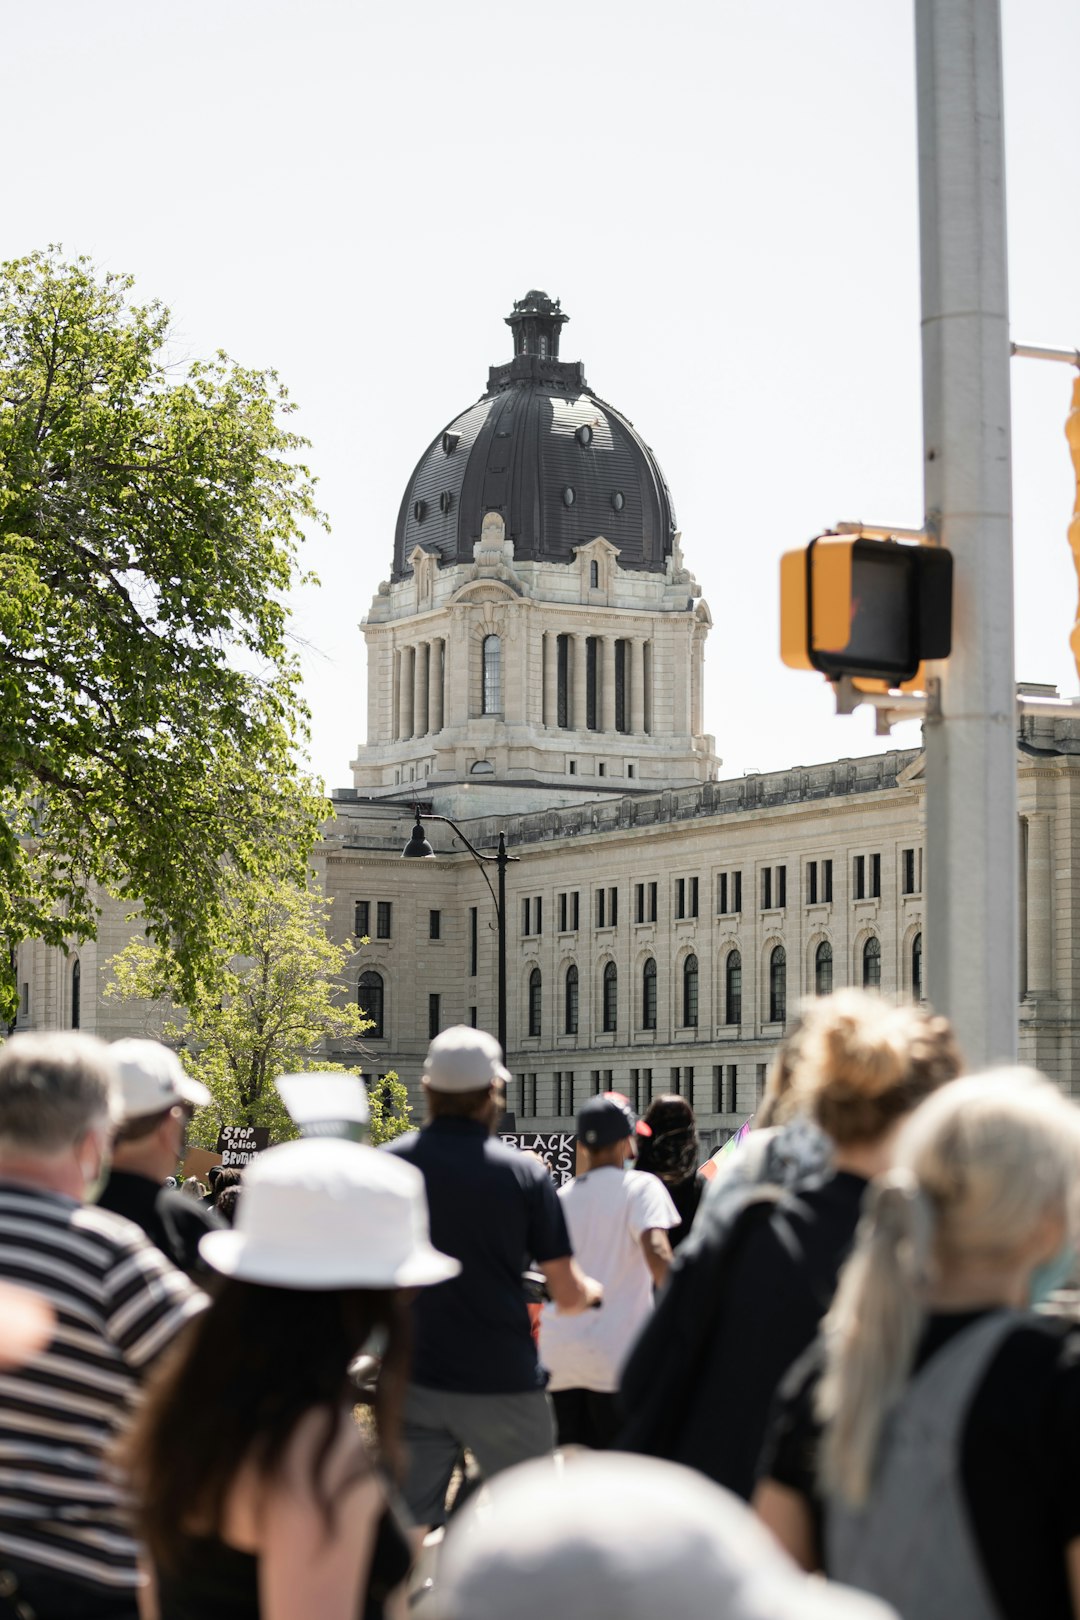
[
  {"x1": 756, "y1": 1070, "x2": 1080, "y2": 1620},
  {"x1": 123, "y1": 1138, "x2": 459, "y2": 1620},
  {"x1": 634, "y1": 1094, "x2": 706, "y2": 1248}
]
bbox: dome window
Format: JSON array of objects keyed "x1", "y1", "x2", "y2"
[
  {"x1": 439, "y1": 491, "x2": 453, "y2": 515},
  {"x1": 611, "y1": 491, "x2": 625, "y2": 512},
  {"x1": 576, "y1": 424, "x2": 593, "y2": 447},
  {"x1": 562, "y1": 486, "x2": 575, "y2": 507},
  {"x1": 442, "y1": 431, "x2": 461, "y2": 455},
  {"x1": 414, "y1": 499, "x2": 428, "y2": 522}
]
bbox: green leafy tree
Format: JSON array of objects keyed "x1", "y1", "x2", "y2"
[
  {"x1": 0, "y1": 248, "x2": 325, "y2": 1020},
  {"x1": 105, "y1": 875, "x2": 406, "y2": 1146}
]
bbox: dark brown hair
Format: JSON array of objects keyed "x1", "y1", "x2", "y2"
[{"x1": 122, "y1": 1280, "x2": 409, "y2": 1572}]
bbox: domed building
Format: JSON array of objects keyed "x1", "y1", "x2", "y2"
[{"x1": 353, "y1": 291, "x2": 717, "y2": 809}]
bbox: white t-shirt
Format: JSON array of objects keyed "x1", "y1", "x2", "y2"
[{"x1": 539, "y1": 1166, "x2": 679, "y2": 1394}]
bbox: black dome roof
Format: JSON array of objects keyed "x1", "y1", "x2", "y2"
[{"x1": 392, "y1": 292, "x2": 677, "y2": 582}]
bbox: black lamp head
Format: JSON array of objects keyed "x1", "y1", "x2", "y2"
[{"x1": 402, "y1": 814, "x2": 435, "y2": 859}]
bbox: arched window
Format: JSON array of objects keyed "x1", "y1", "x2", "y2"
[
  {"x1": 682, "y1": 954, "x2": 699, "y2": 1028},
  {"x1": 528, "y1": 968, "x2": 542, "y2": 1037},
  {"x1": 602, "y1": 961, "x2": 618, "y2": 1033},
  {"x1": 863, "y1": 936, "x2": 881, "y2": 990},
  {"x1": 725, "y1": 951, "x2": 742, "y2": 1025},
  {"x1": 482, "y1": 634, "x2": 502, "y2": 715},
  {"x1": 71, "y1": 958, "x2": 81, "y2": 1030},
  {"x1": 642, "y1": 957, "x2": 657, "y2": 1030},
  {"x1": 912, "y1": 932, "x2": 923, "y2": 1002},
  {"x1": 358, "y1": 970, "x2": 384, "y2": 1039},
  {"x1": 769, "y1": 946, "x2": 787, "y2": 1024},
  {"x1": 564, "y1": 964, "x2": 579, "y2": 1035},
  {"x1": 815, "y1": 940, "x2": 833, "y2": 997}
]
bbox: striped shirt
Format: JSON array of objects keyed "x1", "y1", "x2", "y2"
[{"x1": 0, "y1": 1180, "x2": 206, "y2": 1592}]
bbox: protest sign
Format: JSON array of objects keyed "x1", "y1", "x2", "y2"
[
  {"x1": 500, "y1": 1131, "x2": 577, "y2": 1186},
  {"x1": 215, "y1": 1125, "x2": 271, "y2": 1168}
]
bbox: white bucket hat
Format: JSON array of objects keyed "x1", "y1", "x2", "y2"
[
  {"x1": 434, "y1": 1453, "x2": 897, "y2": 1620},
  {"x1": 199, "y1": 1138, "x2": 460, "y2": 1290},
  {"x1": 109, "y1": 1039, "x2": 211, "y2": 1121},
  {"x1": 275, "y1": 1073, "x2": 370, "y2": 1137}
]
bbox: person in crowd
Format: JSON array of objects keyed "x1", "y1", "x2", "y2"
[
  {"x1": 202, "y1": 1163, "x2": 225, "y2": 1207},
  {"x1": 432, "y1": 1451, "x2": 896, "y2": 1620},
  {"x1": 0, "y1": 1034, "x2": 205, "y2": 1620},
  {"x1": 619, "y1": 990, "x2": 962, "y2": 1497},
  {"x1": 756, "y1": 1069, "x2": 1080, "y2": 1620},
  {"x1": 384, "y1": 1027, "x2": 602, "y2": 1534},
  {"x1": 125, "y1": 1137, "x2": 458, "y2": 1620},
  {"x1": 180, "y1": 1176, "x2": 207, "y2": 1199},
  {"x1": 540, "y1": 1093, "x2": 677, "y2": 1448},
  {"x1": 211, "y1": 1166, "x2": 243, "y2": 1211},
  {"x1": 634, "y1": 1093, "x2": 707, "y2": 1248},
  {"x1": 98, "y1": 1039, "x2": 221, "y2": 1275},
  {"x1": 214, "y1": 1183, "x2": 241, "y2": 1225}
]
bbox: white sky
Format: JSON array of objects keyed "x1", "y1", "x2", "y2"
[{"x1": 4, "y1": 0, "x2": 1079, "y2": 790}]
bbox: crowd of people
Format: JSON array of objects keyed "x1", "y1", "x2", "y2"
[{"x1": 0, "y1": 998, "x2": 1078, "y2": 1618}]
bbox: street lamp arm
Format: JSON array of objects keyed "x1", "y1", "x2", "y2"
[{"x1": 409, "y1": 805, "x2": 518, "y2": 926}]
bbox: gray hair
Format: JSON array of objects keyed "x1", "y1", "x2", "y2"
[{"x1": 0, "y1": 1034, "x2": 118, "y2": 1154}]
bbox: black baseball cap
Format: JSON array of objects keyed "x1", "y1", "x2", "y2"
[{"x1": 577, "y1": 1092, "x2": 650, "y2": 1149}]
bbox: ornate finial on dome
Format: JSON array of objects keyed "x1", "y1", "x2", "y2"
[{"x1": 505, "y1": 290, "x2": 568, "y2": 360}]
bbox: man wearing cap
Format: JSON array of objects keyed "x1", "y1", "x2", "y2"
[
  {"x1": 385, "y1": 1027, "x2": 602, "y2": 1532},
  {"x1": 98, "y1": 1039, "x2": 221, "y2": 1274},
  {"x1": 539, "y1": 1093, "x2": 678, "y2": 1449}
]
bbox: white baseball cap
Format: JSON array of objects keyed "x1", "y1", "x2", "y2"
[
  {"x1": 109, "y1": 1040, "x2": 211, "y2": 1122},
  {"x1": 434, "y1": 1453, "x2": 897, "y2": 1620},
  {"x1": 423, "y1": 1027, "x2": 509, "y2": 1094},
  {"x1": 275, "y1": 1073, "x2": 370, "y2": 1136},
  {"x1": 199, "y1": 1137, "x2": 461, "y2": 1290}
]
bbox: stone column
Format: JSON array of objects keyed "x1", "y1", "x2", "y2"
[
  {"x1": 572, "y1": 633, "x2": 588, "y2": 731},
  {"x1": 543, "y1": 631, "x2": 559, "y2": 727},
  {"x1": 1025, "y1": 812, "x2": 1053, "y2": 995},
  {"x1": 398, "y1": 647, "x2": 414, "y2": 741},
  {"x1": 630, "y1": 638, "x2": 645, "y2": 734},
  {"x1": 413, "y1": 642, "x2": 429, "y2": 737},
  {"x1": 601, "y1": 636, "x2": 617, "y2": 733},
  {"x1": 428, "y1": 638, "x2": 443, "y2": 734}
]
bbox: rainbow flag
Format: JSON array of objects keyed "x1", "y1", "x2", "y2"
[{"x1": 700, "y1": 1118, "x2": 753, "y2": 1180}]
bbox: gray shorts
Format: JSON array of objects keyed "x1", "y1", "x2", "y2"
[{"x1": 400, "y1": 1382, "x2": 556, "y2": 1526}]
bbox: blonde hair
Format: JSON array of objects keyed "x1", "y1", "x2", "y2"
[
  {"x1": 817, "y1": 1068, "x2": 1080, "y2": 1505},
  {"x1": 786, "y1": 989, "x2": 962, "y2": 1147}
]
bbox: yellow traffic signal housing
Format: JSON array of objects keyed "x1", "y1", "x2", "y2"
[{"x1": 781, "y1": 535, "x2": 953, "y2": 687}]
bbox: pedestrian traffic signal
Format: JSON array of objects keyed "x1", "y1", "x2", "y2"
[{"x1": 780, "y1": 534, "x2": 953, "y2": 687}]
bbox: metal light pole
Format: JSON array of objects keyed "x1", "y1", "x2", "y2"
[
  {"x1": 916, "y1": 0, "x2": 1018, "y2": 1065},
  {"x1": 402, "y1": 807, "x2": 518, "y2": 1057}
]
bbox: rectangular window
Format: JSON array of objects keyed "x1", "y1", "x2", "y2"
[
  {"x1": 591, "y1": 1069, "x2": 602, "y2": 1095},
  {"x1": 670, "y1": 1066, "x2": 681, "y2": 1095},
  {"x1": 690, "y1": 876, "x2": 699, "y2": 918},
  {"x1": 596, "y1": 889, "x2": 606, "y2": 929},
  {"x1": 608, "y1": 887, "x2": 618, "y2": 928},
  {"x1": 727, "y1": 1065, "x2": 738, "y2": 1113},
  {"x1": 535, "y1": 896, "x2": 543, "y2": 934},
  {"x1": 429, "y1": 909, "x2": 441, "y2": 940},
  {"x1": 756, "y1": 1063, "x2": 767, "y2": 1099},
  {"x1": 718, "y1": 872, "x2": 728, "y2": 914},
  {"x1": 572, "y1": 891, "x2": 580, "y2": 931},
  {"x1": 635, "y1": 882, "x2": 645, "y2": 924},
  {"x1": 469, "y1": 1005, "x2": 477, "y2": 1028},
  {"x1": 469, "y1": 908, "x2": 478, "y2": 976},
  {"x1": 762, "y1": 867, "x2": 772, "y2": 910},
  {"x1": 733, "y1": 870, "x2": 742, "y2": 913},
  {"x1": 376, "y1": 901, "x2": 392, "y2": 939},
  {"x1": 776, "y1": 867, "x2": 786, "y2": 909},
  {"x1": 684, "y1": 1066, "x2": 694, "y2": 1105},
  {"x1": 522, "y1": 898, "x2": 531, "y2": 937},
  {"x1": 557, "y1": 634, "x2": 569, "y2": 729},
  {"x1": 807, "y1": 861, "x2": 818, "y2": 905},
  {"x1": 648, "y1": 881, "x2": 657, "y2": 922},
  {"x1": 354, "y1": 900, "x2": 370, "y2": 938},
  {"x1": 823, "y1": 859, "x2": 833, "y2": 903},
  {"x1": 712, "y1": 1065, "x2": 723, "y2": 1112},
  {"x1": 20, "y1": 983, "x2": 29, "y2": 1017},
  {"x1": 871, "y1": 853, "x2": 881, "y2": 898},
  {"x1": 559, "y1": 892, "x2": 568, "y2": 932},
  {"x1": 676, "y1": 878, "x2": 686, "y2": 919},
  {"x1": 902, "y1": 848, "x2": 917, "y2": 895},
  {"x1": 586, "y1": 637, "x2": 598, "y2": 731},
  {"x1": 854, "y1": 855, "x2": 866, "y2": 900},
  {"x1": 428, "y1": 994, "x2": 440, "y2": 1040},
  {"x1": 630, "y1": 1069, "x2": 640, "y2": 1113},
  {"x1": 615, "y1": 639, "x2": 628, "y2": 733}
]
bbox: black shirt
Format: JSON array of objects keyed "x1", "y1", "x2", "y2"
[
  {"x1": 98, "y1": 1170, "x2": 221, "y2": 1276},
  {"x1": 385, "y1": 1119, "x2": 571, "y2": 1394},
  {"x1": 761, "y1": 1310, "x2": 1080, "y2": 1620},
  {"x1": 663, "y1": 1171, "x2": 707, "y2": 1249}
]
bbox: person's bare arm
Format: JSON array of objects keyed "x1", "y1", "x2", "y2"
[
  {"x1": 540, "y1": 1255, "x2": 603, "y2": 1314},
  {"x1": 638, "y1": 1227, "x2": 674, "y2": 1289},
  {"x1": 257, "y1": 1414, "x2": 384, "y2": 1620},
  {"x1": 752, "y1": 1479, "x2": 819, "y2": 1573},
  {"x1": 1065, "y1": 1536, "x2": 1080, "y2": 1617}
]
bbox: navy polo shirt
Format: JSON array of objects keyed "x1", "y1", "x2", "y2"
[{"x1": 385, "y1": 1118, "x2": 571, "y2": 1393}]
